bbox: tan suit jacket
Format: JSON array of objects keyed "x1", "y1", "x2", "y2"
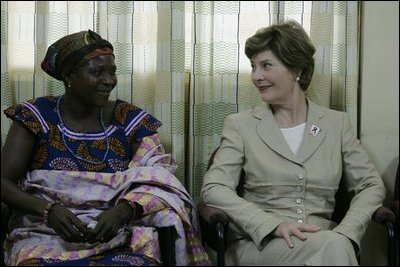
[{"x1": 201, "y1": 99, "x2": 386, "y2": 251}]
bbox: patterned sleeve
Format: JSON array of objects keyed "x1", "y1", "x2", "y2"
[
  {"x1": 115, "y1": 100, "x2": 162, "y2": 143},
  {"x1": 133, "y1": 113, "x2": 162, "y2": 142},
  {"x1": 3, "y1": 100, "x2": 44, "y2": 135}
]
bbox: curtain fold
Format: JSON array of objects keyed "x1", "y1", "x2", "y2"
[{"x1": 1, "y1": 1, "x2": 360, "y2": 202}]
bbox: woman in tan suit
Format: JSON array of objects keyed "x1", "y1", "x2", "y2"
[{"x1": 201, "y1": 20, "x2": 386, "y2": 266}]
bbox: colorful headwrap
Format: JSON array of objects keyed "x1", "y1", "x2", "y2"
[{"x1": 41, "y1": 30, "x2": 114, "y2": 81}]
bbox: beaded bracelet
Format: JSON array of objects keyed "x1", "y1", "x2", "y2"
[{"x1": 43, "y1": 202, "x2": 58, "y2": 227}]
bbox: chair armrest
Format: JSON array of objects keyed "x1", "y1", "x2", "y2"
[
  {"x1": 372, "y1": 205, "x2": 397, "y2": 266},
  {"x1": 198, "y1": 202, "x2": 228, "y2": 266},
  {"x1": 197, "y1": 202, "x2": 229, "y2": 225},
  {"x1": 372, "y1": 206, "x2": 396, "y2": 224}
]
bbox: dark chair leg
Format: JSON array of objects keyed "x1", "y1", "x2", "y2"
[
  {"x1": 387, "y1": 221, "x2": 395, "y2": 266},
  {"x1": 216, "y1": 222, "x2": 225, "y2": 266},
  {"x1": 158, "y1": 226, "x2": 175, "y2": 266}
]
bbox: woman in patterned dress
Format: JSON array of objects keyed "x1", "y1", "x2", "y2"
[{"x1": 1, "y1": 30, "x2": 210, "y2": 266}]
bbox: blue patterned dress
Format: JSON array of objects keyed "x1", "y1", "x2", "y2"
[
  {"x1": 4, "y1": 95, "x2": 162, "y2": 266},
  {"x1": 5, "y1": 95, "x2": 161, "y2": 173}
]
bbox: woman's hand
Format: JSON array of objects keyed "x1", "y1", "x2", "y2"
[
  {"x1": 47, "y1": 204, "x2": 89, "y2": 243},
  {"x1": 85, "y1": 201, "x2": 135, "y2": 244},
  {"x1": 273, "y1": 221, "x2": 320, "y2": 248}
]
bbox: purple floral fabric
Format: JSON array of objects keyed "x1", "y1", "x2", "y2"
[{"x1": 4, "y1": 134, "x2": 211, "y2": 266}]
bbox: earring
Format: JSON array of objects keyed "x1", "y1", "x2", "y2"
[
  {"x1": 67, "y1": 81, "x2": 71, "y2": 88},
  {"x1": 296, "y1": 77, "x2": 300, "y2": 82}
]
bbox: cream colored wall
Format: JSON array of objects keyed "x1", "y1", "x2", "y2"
[{"x1": 359, "y1": 1, "x2": 399, "y2": 265}]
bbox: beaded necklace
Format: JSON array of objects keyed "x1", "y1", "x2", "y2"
[{"x1": 56, "y1": 95, "x2": 110, "y2": 165}]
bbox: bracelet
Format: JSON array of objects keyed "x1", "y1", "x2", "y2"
[{"x1": 43, "y1": 202, "x2": 58, "y2": 227}]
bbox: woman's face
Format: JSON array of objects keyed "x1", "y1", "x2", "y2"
[
  {"x1": 250, "y1": 50, "x2": 299, "y2": 105},
  {"x1": 68, "y1": 54, "x2": 117, "y2": 107}
]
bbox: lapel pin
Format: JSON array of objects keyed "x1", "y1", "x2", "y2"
[{"x1": 309, "y1": 124, "x2": 320, "y2": 136}]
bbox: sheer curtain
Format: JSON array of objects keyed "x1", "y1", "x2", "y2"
[
  {"x1": 1, "y1": 1, "x2": 360, "y2": 201},
  {"x1": 187, "y1": 1, "x2": 360, "y2": 200}
]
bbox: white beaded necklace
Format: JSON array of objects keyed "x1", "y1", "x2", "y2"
[{"x1": 56, "y1": 95, "x2": 110, "y2": 165}]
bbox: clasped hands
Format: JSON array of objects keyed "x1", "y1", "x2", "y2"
[
  {"x1": 47, "y1": 201, "x2": 135, "y2": 244},
  {"x1": 273, "y1": 221, "x2": 320, "y2": 248}
]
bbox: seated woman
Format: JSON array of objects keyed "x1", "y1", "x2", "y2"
[
  {"x1": 201, "y1": 20, "x2": 386, "y2": 266},
  {"x1": 1, "y1": 30, "x2": 210, "y2": 266}
]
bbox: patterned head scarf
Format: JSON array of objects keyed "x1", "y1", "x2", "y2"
[{"x1": 41, "y1": 30, "x2": 114, "y2": 81}]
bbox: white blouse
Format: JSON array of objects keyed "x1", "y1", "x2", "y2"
[{"x1": 280, "y1": 122, "x2": 306, "y2": 155}]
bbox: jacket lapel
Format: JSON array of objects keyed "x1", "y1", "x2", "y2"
[
  {"x1": 296, "y1": 100, "x2": 327, "y2": 163},
  {"x1": 253, "y1": 100, "x2": 327, "y2": 164},
  {"x1": 254, "y1": 103, "x2": 299, "y2": 164}
]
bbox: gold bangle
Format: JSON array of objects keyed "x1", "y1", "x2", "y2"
[{"x1": 43, "y1": 202, "x2": 58, "y2": 227}]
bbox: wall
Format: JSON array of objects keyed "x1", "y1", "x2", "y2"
[{"x1": 359, "y1": 1, "x2": 399, "y2": 265}]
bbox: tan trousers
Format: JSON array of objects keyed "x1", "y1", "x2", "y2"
[{"x1": 225, "y1": 230, "x2": 358, "y2": 266}]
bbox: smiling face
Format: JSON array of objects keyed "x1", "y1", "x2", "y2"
[
  {"x1": 250, "y1": 49, "x2": 299, "y2": 105},
  {"x1": 67, "y1": 54, "x2": 117, "y2": 108}
]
